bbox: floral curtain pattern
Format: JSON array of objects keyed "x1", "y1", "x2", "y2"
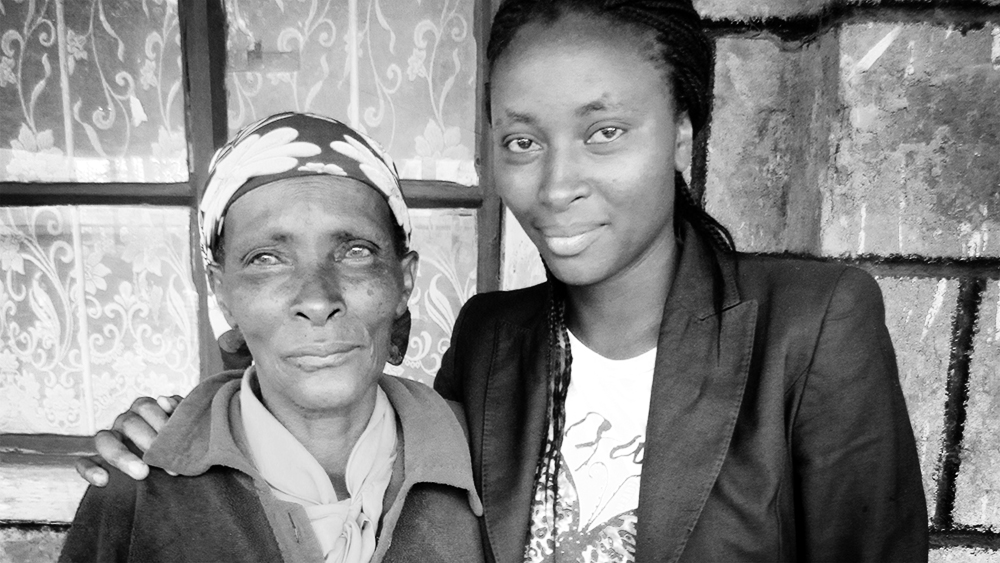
[
  {"x1": 0, "y1": 206, "x2": 200, "y2": 435},
  {"x1": 387, "y1": 208, "x2": 477, "y2": 385},
  {"x1": 224, "y1": 0, "x2": 477, "y2": 185},
  {"x1": 0, "y1": 0, "x2": 188, "y2": 182}
]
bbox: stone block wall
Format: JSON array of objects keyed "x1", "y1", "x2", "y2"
[
  {"x1": 0, "y1": 527, "x2": 65, "y2": 563},
  {"x1": 702, "y1": 0, "x2": 1000, "y2": 557}
]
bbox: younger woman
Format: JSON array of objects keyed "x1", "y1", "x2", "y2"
[{"x1": 79, "y1": 1, "x2": 928, "y2": 561}]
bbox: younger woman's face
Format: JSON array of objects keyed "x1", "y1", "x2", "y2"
[{"x1": 490, "y1": 13, "x2": 692, "y2": 289}]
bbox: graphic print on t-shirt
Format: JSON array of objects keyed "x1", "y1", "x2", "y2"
[
  {"x1": 524, "y1": 413, "x2": 645, "y2": 563},
  {"x1": 564, "y1": 411, "x2": 644, "y2": 534},
  {"x1": 524, "y1": 331, "x2": 655, "y2": 563}
]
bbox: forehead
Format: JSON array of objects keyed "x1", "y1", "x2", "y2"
[
  {"x1": 490, "y1": 13, "x2": 671, "y2": 120},
  {"x1": 223, "y1": 176, "x2": 395, "y2": 241}
]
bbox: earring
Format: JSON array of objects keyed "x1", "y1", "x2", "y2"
[{"x1": 388, "y1": 309, "x2": 411, "y2": 366}]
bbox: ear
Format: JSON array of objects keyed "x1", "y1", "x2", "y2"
[
  {"x1": 396, "y1": 250, "x2": 419, "y2": 317},
  {"x1": 207, "y1": 263, "x2": 239, "y2": 329},
  {"x1": 674, "y1": 112, "x2": 694, "y2": 174}
]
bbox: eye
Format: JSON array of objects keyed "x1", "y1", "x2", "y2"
[
  {"x1": 503, "y1": 137, "x2": 540, "y2": 154},
  {"x1": 587, "y1": 126, "x2": 624, "y2": 145},
  {"x1": 247, "y1": 252, "x2": 281, "y2": 267},
  {"x1": 342, "y1": 244, "x2": 374, "y2": 262}
]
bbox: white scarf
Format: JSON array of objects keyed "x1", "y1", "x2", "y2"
[{"x1": 240, "y1": 368, "x2": 397, "y2": 563}]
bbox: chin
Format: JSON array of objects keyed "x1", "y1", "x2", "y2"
[
  {"x1": 543, "y1": 260, "x2": 605, "y2": 289},
  {"x1": 283, "y1": 364, "x2": 380, "y2": 404},
  {"x1": 294, "y1": 378, "x2": 376, "y2": 411}
]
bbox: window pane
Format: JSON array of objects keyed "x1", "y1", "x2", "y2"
[
  {"x1": 0, "y1": 0, "x2": 188, "y2": 182},
  {"x1": 0, "y1": 206, "x2": 200, "y2": 435},
  {"x1": 390, "y1": 208, "x2": 477, "y2": 385},
  {"x1": 224, "y1": 0, "x2": 477, "y2": 185}
]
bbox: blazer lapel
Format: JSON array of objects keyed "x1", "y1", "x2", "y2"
[
  {"x1": 481, "y1": 315, "x2": 550, "y2": 563},
  {"x1": 634, "y1": 227, "x2": 758, "y2": 562}
]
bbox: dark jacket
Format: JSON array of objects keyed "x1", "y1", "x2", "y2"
[
  {"x1": 434, "y1": 224, "x2": 928, "y2": 563},
  {"x1": 60, "y1": 373, "x2": 485, "y2": 563}
]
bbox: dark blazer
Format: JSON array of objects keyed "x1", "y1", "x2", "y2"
[{"x1": 434, "y1": 225, "x2": 928, "y2": 563}]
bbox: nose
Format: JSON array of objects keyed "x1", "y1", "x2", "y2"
[
  {"x1": 290, "y1": 265, "x2": 345, "y2": 326},
  {"x1": 539, "y1": 145, "x2": 588, "y2": 210}
]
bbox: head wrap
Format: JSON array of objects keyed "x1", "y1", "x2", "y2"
[{"x1": 199, "y1": 112, "x2": 410, "y2": 266}]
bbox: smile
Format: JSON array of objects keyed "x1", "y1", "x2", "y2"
[{"x1": 540, "y1": 226, "x2": 604, "y2": 257}]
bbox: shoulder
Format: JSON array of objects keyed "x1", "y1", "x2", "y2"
[
  {"x1": 462, "y1": 283, "x2": 548, "y2": 323},
  {"x1": 731, "y1": 253, "x2": 882, "y2": 313},
  {"x1": 382, "y1": 375, "x2": 467, "y2": 432},
  {"x1": 456, "y1": 282, "x2": 548, "y2": 331},
  {"x1": 61, "y1": 465, "x2": 171, "y2": 562},
  {"x1": 385, "y1": 376, "x2": 462, "y2": 412}
]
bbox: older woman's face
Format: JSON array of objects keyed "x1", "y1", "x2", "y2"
[{"x1": 209, "y1": 176, "x2": 416, "y2": 417}]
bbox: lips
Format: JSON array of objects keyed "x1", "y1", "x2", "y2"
[
  {"x1": 285, "y1": 343, "x2": 362, "y2": 371},
  {"x1": 537, "y1": 224, "x2": 605, "y2": 257}
]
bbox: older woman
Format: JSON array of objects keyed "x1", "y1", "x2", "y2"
[{"x1": 59, "y1": 113, "x2": 484, "y2": 563}]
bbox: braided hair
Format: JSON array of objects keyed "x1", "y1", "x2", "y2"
[{"x1": 487, "y1": 1, "x2": 735, "y2": 549}]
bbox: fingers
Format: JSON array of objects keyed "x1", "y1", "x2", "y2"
[
  {"x1": 156, "y1": 395, "x2": 181, "y2": 414},
  {"x1": 122, "y1": 396, "x2": 172, "y2": 435},
  {"x1": 74, "y1": 455, "x2": 110, "y2": 487},
  {"x1": 110, "y1": 416, "x2": 153, "y2": 457},
  {"x1": 94, "y1": 429, "x2": 149, "y2": 481}
]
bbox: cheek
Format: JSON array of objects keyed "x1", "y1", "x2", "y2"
[
  {"x1": 347, "y1": 276, "x2": 403, "y2": 328},
  {"x1": 218, "y1": 271, "x2": 296, "y2": 339},
  {"x1": 226, "y1": 290, "x2": 281, "y2": 341},
  {"x1": 493, "y1": 161, "x2": 537, "y2": 209}
]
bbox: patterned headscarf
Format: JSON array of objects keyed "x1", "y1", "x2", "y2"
[{"x1": 199, "y1": 112, "x2": 410, "y2": 266}]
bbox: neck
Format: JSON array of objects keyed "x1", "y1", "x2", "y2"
[
  {"x1": 259, "y1": 384, "x2": 377, "y2": 499},
  {"x1": 564, "y1": 236, "x2": 679, "y2": 360}
]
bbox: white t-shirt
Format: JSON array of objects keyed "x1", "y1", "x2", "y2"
[{"x1": 525, "y1": 330, "x2": 656, "y2": 563}]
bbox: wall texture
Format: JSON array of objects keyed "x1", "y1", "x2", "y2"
[{"x1": 699, "y1": 0, "x2": 1000, "y2": 558}]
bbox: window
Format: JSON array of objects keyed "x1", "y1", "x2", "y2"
[{"x1": 0, "y1": 0, "x2": 501, "y2": 524}]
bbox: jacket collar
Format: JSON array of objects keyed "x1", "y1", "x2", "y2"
[
  {"x1": 144, "y1": 370, "x2": 482, "y2": 516},
  {"x1": 380, "y1": 375, "x2": 483, "y2": 515},
  {"x1": 144, "y1": 370, "x2": 255, "y2": 477},
  {"x1": 633, "y1": 223, "x2": 756, "y2": 562},
  {"x1": 663, "y1": 221, "x2": 743, "y2": 319},
  {"x1": 479, "y1": 223, "x2": 756, "y2": 563}
]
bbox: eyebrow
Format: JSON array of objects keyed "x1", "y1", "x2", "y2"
[
  {"x1": 575, "y1": 98, "x2": 623, "y2": 117},
  {"x1": 499, "y1": 98, "x2": 625, "y2": 125},
  {"x1": 237, "y1": 229, "x2": 385, "y2": 249},
  {"x1": 500, "y1": 109, "x2": 538, "y2": 126}
]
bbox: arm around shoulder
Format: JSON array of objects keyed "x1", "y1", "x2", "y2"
[{"x1": 791, "y1": 267, "x2": 928, "y2": 562}]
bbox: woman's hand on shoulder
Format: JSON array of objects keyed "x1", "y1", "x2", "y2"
[{"x1": 74, "y1": 395, "x2": 182, "y2": 486}]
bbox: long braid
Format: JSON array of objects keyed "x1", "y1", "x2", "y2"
[{"x1": 534, "y1": 281, "x2": 573, "y2": 524}]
